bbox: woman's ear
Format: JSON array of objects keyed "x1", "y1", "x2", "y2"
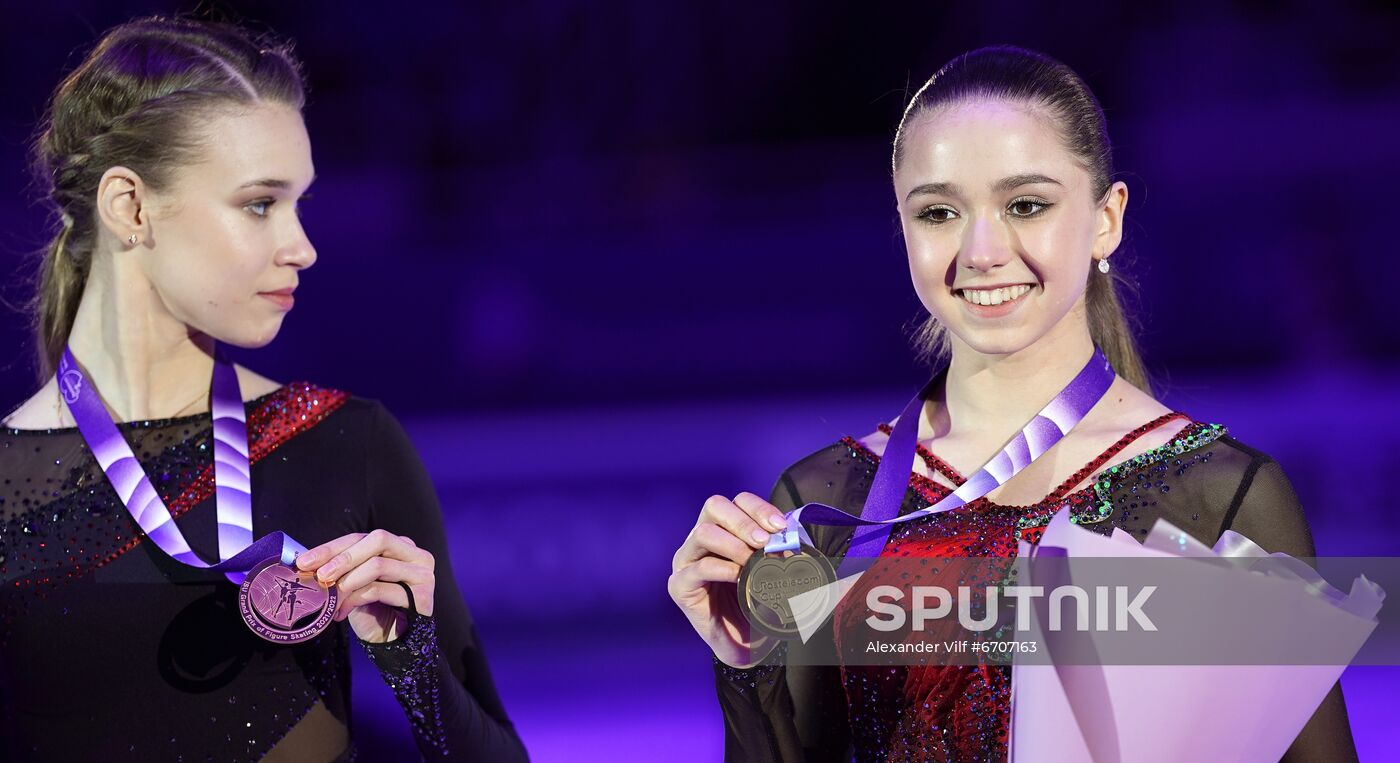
[
  {"x1": 1093, "y1": 180, "x2": 1129, "y2": 260},
  {"x1": 95, "y1": 166, "x2": 149, "y2": 246}
]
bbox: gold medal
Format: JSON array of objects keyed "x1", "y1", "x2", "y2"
[{"x1": 738, "y1": 544, "x2": 837, "y2": 640}]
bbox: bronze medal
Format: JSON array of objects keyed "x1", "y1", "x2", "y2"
[{"x1": 238, "y1": 556, "x2": 338, "y2": 643}]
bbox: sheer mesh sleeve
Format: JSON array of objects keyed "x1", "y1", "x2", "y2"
[
  {"x1": 714, "y1": 446, "x2": 860, "y2": 762},
  {"x1": 1223, "y1": 453, "x2": 1358, "y2": 763},
  {"x1": 709, "y1": 428, "x2": 1362, "y2": 762},
  {"x1": 359, "y1": 402, "x2": 528, "y2": 762},
  {"x1": 1221, "y1": 458, "x2": 1316, "y2": 559}
]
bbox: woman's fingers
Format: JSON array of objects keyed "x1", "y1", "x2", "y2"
[
  {"x1": 333, "y1": 556, "x2": 434, "y2": 619},
  {"x1": 302, "y1": 528, "x2": 434, "y2": 583},
  {"x1": 671, "y1": 556, "x2": 743, "y2": 592},
  {"x1": 693, "y1": 522, "x2": 759, "y2": 566},
  {"x1": 339, "y1": 580, "x2": 417, "y2": 612},
  {"x1": 334, "y1": 555, "x2": 431, "y2": 598},
  {"x1": 732, "y1": 492, "x2": 789, "y2": 535},
  {"x1": 673, "y1": 493, "x2": 792, "y2": 571},
  {"x1": 705, "y1": 494, "x2": 771, "y2": 545},
  {"x1": 295, "y1": 533, "x2": 365, "y2": 573}
]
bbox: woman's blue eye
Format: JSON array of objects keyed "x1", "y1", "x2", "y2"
[{"x1": 246, "y1": 200, "x2": 272, "y2": 217}]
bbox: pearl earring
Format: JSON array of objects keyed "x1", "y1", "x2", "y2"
[{"x1": 1097, "y1": 258, "x2": 1111, "y2": 274}]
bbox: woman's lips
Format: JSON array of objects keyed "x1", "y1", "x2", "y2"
[
  {"x1": 259, "y1": 291, "x2": 295, "y2": 311},
  {"x1": 955, "y1": 284, "x2": 1034, "y2": 319}
]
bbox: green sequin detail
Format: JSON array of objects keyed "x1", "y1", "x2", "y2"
[{"x1": 1015, "y1": 422, "x2": 1227, "y2": 532}]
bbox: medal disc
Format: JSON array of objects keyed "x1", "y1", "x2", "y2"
[
  {"x1": 238, "y1": 556, "x2": 338, "y2": 643},
  {"x1": 738, "y1": 543, "x2": 838, "y2": 640}
]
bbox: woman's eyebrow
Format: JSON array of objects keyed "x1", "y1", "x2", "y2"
[
  {"x1": 236, "y1": 174, "x2": 317, "y2": 191},
  {"x1": 904, "y1": 173, "x2": 1063, "y2": 202}
]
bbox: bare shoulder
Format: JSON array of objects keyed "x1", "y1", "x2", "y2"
[
  {"x1": 234, "y1": 364, "x2": 284, "y2": 399},
  {"x1": 2, "y1": 366, "x2": 283, "y2": 430},
  {"x1": 856, "y1": 426, "x2": 890, "y2": 455},
  {"x1": 1, "y1": 378, "x2": 61, "y2": 429},
  {"x1": 1092, "y1": 375, "x2": 1183, "y2": 441},
  {"x1": 856, "y1": 375, "x2": 1180, "y2": 456}
]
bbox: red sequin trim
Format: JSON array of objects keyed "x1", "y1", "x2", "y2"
[
  {"x1": 11, "y1": 382, "x2": 349, "y2": 590},
  {"x1": 858, "y1": 410, "x2": 1194, "y2": 509}
]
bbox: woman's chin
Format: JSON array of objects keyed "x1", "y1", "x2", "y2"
[
  {"x1": 212, "y1": 326, "x2": 282, "y2": 350},
  {"x1": 944, "y1": 324, "x2": 1040, "y2": 357}
]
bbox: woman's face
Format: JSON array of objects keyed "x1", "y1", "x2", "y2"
[
  {"x1": 893, "y1": 99, "x2": 1125, "y2": 356},
  {"x1": 139, "y1": 103, "x2": 317, "y2": 349}
]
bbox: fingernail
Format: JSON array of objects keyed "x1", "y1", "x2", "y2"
[
  {"x1": 750, "y1": 528, "x2": 770, "y2": 544},
  {"x1": 318, "y1": 562, "x2": 338, "y2": 580},
  {"x1": 769, "y1": 514, "x2": 788, "y2": 531},
  {"x1": 296, "y1": 551, "x2": 317, "y2": 570}
]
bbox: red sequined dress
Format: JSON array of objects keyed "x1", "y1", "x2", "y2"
[
  {"x1": 0, "y1": 383, "x2": 526, "y2": 762},
  {"x1": 715, "y1": 412, "x2": 1356, "y2": 762}
]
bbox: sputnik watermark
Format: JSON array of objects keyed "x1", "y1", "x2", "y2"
[{"x1": 864, "y1": 584, "x2": 1158, "y2": 632}]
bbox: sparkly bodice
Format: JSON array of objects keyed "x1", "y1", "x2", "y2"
[
  {"x1": 0, "y1": 384, "x2": 525, "y2": 762},
  {"x1": 715, "y1": 413, "x2": 1325, "y2": 763}
]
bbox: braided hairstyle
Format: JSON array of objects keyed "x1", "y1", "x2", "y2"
[{"x1": 27, "y1": 15, "x2": 306, "y2": 380}]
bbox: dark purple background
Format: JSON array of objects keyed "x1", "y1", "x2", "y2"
[{"x1": 2, "y1": 2, "x2": 1396, "y2": 760}]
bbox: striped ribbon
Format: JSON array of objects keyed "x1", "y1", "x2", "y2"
[
  {"x1": 58, "y1": 346, "x2": 305, "y2": 585},
  {"x1": 765, "y1": 347, "x2": 1116, "y2": 580}
]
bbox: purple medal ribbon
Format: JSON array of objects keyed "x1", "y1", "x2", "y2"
[
  {"x1": 766, "y1": 348, "x2": 1116, "y2": 580},
  {"x1": 58, "y1": 346, "x2": 305, "y2": 585}
]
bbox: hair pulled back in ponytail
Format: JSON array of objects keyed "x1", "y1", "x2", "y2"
[
  {"x1": 26, "y1": 15, "x2": 306, "y2": 381},
  {"x1": 895, "y1": 45, "x2": 1151, "y2": 394}
]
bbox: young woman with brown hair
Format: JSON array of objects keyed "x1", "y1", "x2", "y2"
[{"x1": 669, "y1": 45, "x2": 1357, "y2": 762}]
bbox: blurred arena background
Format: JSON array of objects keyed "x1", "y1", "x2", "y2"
[{"x1": 2, "y1": 2, "x2": 1396, "y2": 759}]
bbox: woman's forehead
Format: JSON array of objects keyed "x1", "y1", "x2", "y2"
[
  {"x1": 183, "y1": 104, "x2": 314, "y2": 192},
  {"x1": 897, "y1": 100, "x2": 1081, "y2": 192}
]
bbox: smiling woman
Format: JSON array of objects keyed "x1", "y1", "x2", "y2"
[
  {"x1": 0, "y1": 15, "x2": 524, "y2": 762},
  {"x1": 669, "y1": 45, "x2": 1360, "y2": 762}
]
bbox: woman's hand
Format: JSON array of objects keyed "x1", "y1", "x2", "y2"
[
  {"x1": 668, "y1": 492, "x2": 790, "y2": 668},
  {"x1": 295, "y1": 529, "x2": 437, "y2": 644}
]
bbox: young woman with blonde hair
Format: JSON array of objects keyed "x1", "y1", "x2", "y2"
[{"x1": 0, "y1": 16, "x2": 526, "y2": 761}]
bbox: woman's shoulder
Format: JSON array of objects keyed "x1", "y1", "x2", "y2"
[
  {"x1": 253, "y1": 377, "x2": 389, "y2": 429},
  {"x1": 1, "y1": 378, "x2": 60, "y2": 429},
  {"x1": 768, "y1": 439, "x2": 873, "y2": 509},
  {"x1": 265, "y1": 382, "x2": 418, "y2": 446},
  {"x1": 240, "y1": 382, "x2": 430, "y2": 472},
  {"x1": 1, "y1": 365, "x2": 341, "y2": 430}
]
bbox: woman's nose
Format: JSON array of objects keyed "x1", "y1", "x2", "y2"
[
  {"x1": 277, "y1": 227, "x2": 317, "y2": 270},
  {"x1": 959, "y1": 213, "x2": 1013, "y2": 272}
]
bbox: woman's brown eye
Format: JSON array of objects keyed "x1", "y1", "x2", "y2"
[
  {"x1": 1009, "y1": 199, "x2": 1049, "y2": 217},
  {"x1": 920, "y1": 206, "x2": 955, "y2": 223}
]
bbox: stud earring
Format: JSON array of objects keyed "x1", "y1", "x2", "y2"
[
  {"x1": 127, "y1": 234, "x2": 138, "y2": 245},
  {"x1": 1097, "y1": 258, "x2": 1111, "y2": 274}
]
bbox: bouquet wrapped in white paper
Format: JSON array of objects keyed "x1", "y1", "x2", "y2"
[{"x1": 1009, "y1": 508, "x2": 1384, "y2": 763}]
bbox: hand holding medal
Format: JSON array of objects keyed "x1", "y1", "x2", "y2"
[
  {"x1": 295, "y1": 529, "x2": 437, "y2": 644},
  {"x1": 668, "y1": 491, "x2": 794, "y2": 668},
  {"x1": 673, "y1": 348, "x2": 1119, "y2": 651},
  {"x1": 56, "y1": 343, "x2": 422, "y2": 646}
]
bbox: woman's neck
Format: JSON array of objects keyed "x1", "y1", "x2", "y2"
[
  {"x1": 928, "y1": 315, "x2": 1099, "y2": 444},
  {"x1": 63, "y1": 250, "x2": 216, "y2": 423}
]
